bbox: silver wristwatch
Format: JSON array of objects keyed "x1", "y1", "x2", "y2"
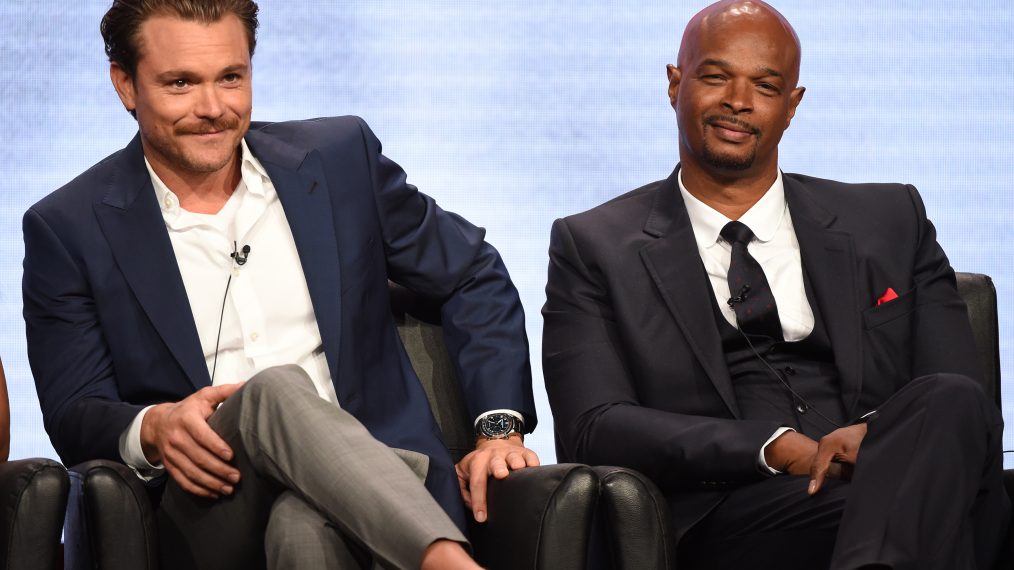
[{"x1": 476, "y1": 413, "x2": 524, "y2": 440}]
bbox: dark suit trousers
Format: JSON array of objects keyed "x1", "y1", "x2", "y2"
[{"x1": 679, "y1": 374, "x2": 1009, "y2": 570}]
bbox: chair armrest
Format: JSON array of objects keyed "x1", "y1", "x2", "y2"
[
  {"x1": 469, "y1": 463, "x2": 599, "y2": 570},
  {"x1": 0, "y1": 458, "x2": 69, "y2": 570},
  {"x1": 592, "y1": 466, "x2": 675, "y2": 570},
  {"x1": 66, "y1": 459, "x2": 160, "y2": 570}
]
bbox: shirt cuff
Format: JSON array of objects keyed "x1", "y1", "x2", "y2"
[
  {"x1": 758, "y1": 426, "x2": 795, "y2": 475},
  {"x1": 118, "y1": 405, "x2": 166, "y2": 481},
  {"x1": 473, "y1": 409, "x2": 525, "y2": 429}
]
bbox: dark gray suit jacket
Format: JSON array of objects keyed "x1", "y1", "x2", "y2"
[{"x1": 542, "y1": 166, "x2": 979, "y2": 540}]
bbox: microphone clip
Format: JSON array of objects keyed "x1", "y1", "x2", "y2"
[
  {"x1": 231, "y1": 242, "x2": 251, "y2": 266},
  {"x1": 727, "y1": 284, "x2": 751, "y2": 306}
]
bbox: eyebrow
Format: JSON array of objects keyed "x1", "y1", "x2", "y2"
[
  {"x1": 697, "y1": 59, "x2": 784, "y2": 79},
  {"x1": 153, "y1": 63, "x2": 249, "y2": 82}
]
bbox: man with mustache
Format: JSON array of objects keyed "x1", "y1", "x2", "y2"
[
  {"x1": 543, "y1": 1, "x2": 1008, "y2": 568},
  {"x1": 23, "y1": 1, "x2": 538, "y2": 568}
]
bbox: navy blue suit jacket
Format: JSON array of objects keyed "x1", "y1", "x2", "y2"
[{"x1": 24, "y1": 116, "x2": 536, "y2": 528}]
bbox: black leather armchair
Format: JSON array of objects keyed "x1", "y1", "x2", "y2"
[
  {"x1": 590, "y1": 272, "x2": 1014, "y2": 570},
  {"x1": 0, "y1": 458, "x2": 69, "y2": 570},
  {"x1": 64, "y1": 283, "x2": 599, "y2": 570}
]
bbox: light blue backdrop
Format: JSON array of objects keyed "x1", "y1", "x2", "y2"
[{"x1": 2, "y1": 2, "x2": 1012, "y2": 466}]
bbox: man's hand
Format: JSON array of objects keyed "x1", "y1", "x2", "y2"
[
  {"x1": 455, "y1": 436, "x2": 540, "y2": 523},
  {"x1": 140, "y1": 383, "x2": 245, "y2": 499},
  {"x1": 809, "y1": 423, "x2": 867, "y2": 495},
  {"x1": 764, "y1": 430, "x2": 818, "y2": 476}
]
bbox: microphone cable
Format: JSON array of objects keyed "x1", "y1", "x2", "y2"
[{"x1": 210, "y1": 241, "x2": 251, "y2": 384}]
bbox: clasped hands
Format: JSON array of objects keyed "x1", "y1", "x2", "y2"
[{"x1": 764, "y1": 423, "x2": 868, "y2": 495}]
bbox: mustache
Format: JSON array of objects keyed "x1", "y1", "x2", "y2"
[
  {"x1": 175, "y1": 117, "x2": 240, "y2": 136},
  {"x1": 705, "y1": 115, "x2": 761, "y2": 136}
]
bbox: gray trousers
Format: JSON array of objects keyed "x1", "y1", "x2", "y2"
[{"x1": 157, "y1": 365, "x2": 466, "y2": 570}]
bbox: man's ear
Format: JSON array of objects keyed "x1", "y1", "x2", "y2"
[
  {"x1": 666, "y1": 64, "x2": 681, "y2": 111},
  {"x1": 109, "y1": 63, "x2": 137, "y2": 114},
  {"x1": 785, "y1": 85, "x2": 806, "y2": 128}
]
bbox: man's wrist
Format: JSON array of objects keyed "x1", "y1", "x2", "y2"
[
  {"x1": 758, "y1": 426, "x2": 794, "y2": 474},
  {"x1": 119, "y1": 405, "x2": 165, "y2": 479},
  {"x1": 474, "y1": 409, "x2": 525, "y2": 441}
]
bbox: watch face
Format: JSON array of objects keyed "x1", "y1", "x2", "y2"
[{"x1": 481, "y1": 414, "x2": 514, "y2": 437}]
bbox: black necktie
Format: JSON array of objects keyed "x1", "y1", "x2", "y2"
[{"x1": 720, "y1": 221, "x2": 783, "y2": 341}]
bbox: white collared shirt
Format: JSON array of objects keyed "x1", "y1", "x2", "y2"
[
  {"x1": 677, "y1": 169, "x2": 815, "y2": 341},
  {"x1": 677, "y1": 169, "x2": 814, "y2": 473},
  {"x1": 119, "y1": 139, "x2": 335, "y2": 476}
]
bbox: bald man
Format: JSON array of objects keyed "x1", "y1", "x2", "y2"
[{"x1": 543, "y1": 1, "x2": 1008, "y2": 569}]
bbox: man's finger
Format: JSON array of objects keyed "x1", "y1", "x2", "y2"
[
  {"x1": 505, "y1": 452, "x2": 526, "y2": 471},
  {"x1": 200, "y1": 381, "x2": 245, "y2": 406},
  {"x1": 809, "y1": 444, "x2": 836, "y2": 495},
  {"x1": 455, "y1": 463, "x2": 472, "y2": 506},
  {"x1": 468, "y1": 459, "x2": 489, "y2": 523},
  {"x1": 178, "y1": 435, "x2": 240, "y2": 488},
  {"x1": 522, "y1": 449, "x2": 541, "y2": 467},
  {"x1": 164, "y1": 449, "x2": 228, "y2": 498},
  {"x1": 490, "y1": 455, "x2": 510, "y2": 479},
  {"x1": 185, "y1": 413, "x2": 236, "y2": 465}
]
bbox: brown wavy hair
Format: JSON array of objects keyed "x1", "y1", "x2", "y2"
[{"x1": 101, "y1": 0, "x2": 259, "y2": 77}]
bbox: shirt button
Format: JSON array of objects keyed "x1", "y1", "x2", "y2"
[
  {"x1": 163, "y1": 197, "x2": 173, "y2": 208},
  {"x1": 250, "y1": 332, "x2": 259, "y2": 342},
  {"x1": 232, "y1": 267, "x2": 241, "y2": 277}
]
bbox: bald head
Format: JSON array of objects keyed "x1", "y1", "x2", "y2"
[
  {"x1": 666, "y1": 0, "x2": 807, "y2": 190},
  {"x1": 679, "y1": 1, "x2": 801, "y2": 87}
]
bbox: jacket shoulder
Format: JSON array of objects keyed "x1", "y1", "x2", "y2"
[
  {"x1": 28, "y1": 145, "x2": 131, "y2": 218},
  {"x1": 249, "y1": 115, "x2": 370, "y2": 152}
]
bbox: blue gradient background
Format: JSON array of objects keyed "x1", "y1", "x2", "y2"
[{"x1": 2, "y1": 2, "x2": 1012, "y2": 466}]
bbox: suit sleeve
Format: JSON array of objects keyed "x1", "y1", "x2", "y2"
[
  {"x1": 543, "y1": 218, "x2": 781, "y2": 487},
  {"x1": 353, "y1": 119, "x2": 536, "y2": 431},
  {"x1": 905, "y1": 185, "x2": 981, "y2": 381},
  {"x1": 23, "y1": 208, "x2": 144, "y2": 467}
]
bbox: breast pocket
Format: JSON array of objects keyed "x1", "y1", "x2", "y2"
[{"x1": 861, "y1": 289, "x2": 916, "y2": 390}]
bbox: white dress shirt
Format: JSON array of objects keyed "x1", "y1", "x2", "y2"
[
  {"x1": 677, "y1": 169, "x2": 813, "y2": 473},
  {"x1": 120, "y1": 140, "x2": 335, "y2": 476}
]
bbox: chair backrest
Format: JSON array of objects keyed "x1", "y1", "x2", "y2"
[
  {"x1": 955, "y1": 272, "x2": 1002, "y2": 410},
  {"x1": 388, "y1": 283, "x2": 475, "y2": 463}
]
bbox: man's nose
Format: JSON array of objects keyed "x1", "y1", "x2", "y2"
[
  {"x1": 722, "y1": 78, "x2": 753, "y2": 114},
  {"x1": 194, "y1": 85, "x2": 225, "y2": 119}
]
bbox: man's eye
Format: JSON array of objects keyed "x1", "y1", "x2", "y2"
[
  {"x1": 172, "y1": 79, "x2": 188, "y2": 88},
  {"x1": 223, "y1": 74, "x2": 239, "y2": 83}
]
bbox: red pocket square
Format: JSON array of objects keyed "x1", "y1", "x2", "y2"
[{"x1": 876, "y1": 287, "x2": 899, "y2": 306}]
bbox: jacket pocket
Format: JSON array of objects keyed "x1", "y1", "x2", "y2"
[{"x1": 862, "y1": 289, "x2": 915, "y2": 329}]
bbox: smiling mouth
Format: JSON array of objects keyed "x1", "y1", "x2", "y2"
[{"x1": 706, "y1": 117, "x2": 759, "y2": 143}]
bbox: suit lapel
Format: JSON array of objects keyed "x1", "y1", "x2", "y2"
[
  {"x1": 784, "y1": 176, "x2": 863, "y2": 416},
  {"x1": 245, "y1": 130, "x2": 342, "y2": 382},
  {"x1": 640, "y1": 169, "x2": 739, "y2": 417},
  {"x1": 94, "y1": 135, "x2": 211, "y2": 390}
]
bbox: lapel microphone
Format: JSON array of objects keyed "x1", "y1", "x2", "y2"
[
  {"x1": 231, "y1": 242, "x2": 252, "y2": 266},
  {"x1": 728, "y1": 284, "x2": 751, "y2": 306}
]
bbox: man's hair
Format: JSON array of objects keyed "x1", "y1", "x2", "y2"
[{"x1": 101, "y1": 0, "x2": 259, "y2": 77}]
